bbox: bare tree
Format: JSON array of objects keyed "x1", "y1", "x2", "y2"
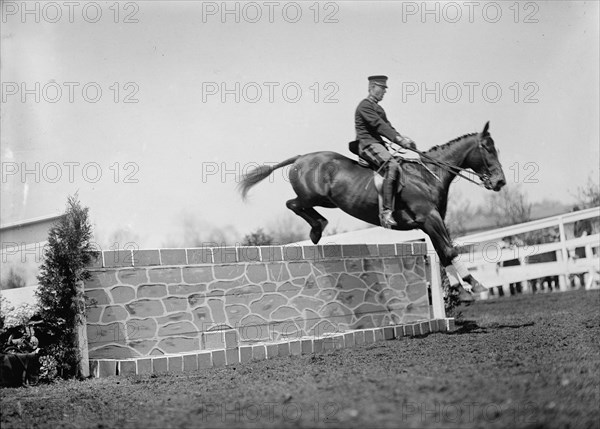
[
  {"x1": 267, "y1": 214, "x2": 307, "y2": 244},
  {"x1": 106, "y1": 227, "x2": 141, "y2": 249},
  {"x1": 241, "y1": 228, "x2": 274, "y2": 246},
  {"x1": 485, "y1": 184, "x2": 532, "y2": 227},
  {"x1": 573, "y1": 173, "x2": 600, "y2": 209},
  {"x1": 162, "y1": 211, "x2": 241, "y2": 247},
  {"x1": 445, "y1": 190, "x2": 475, "y2": 238}
]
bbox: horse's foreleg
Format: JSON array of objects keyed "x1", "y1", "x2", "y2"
[
  {"x1": 447, "y1": 260, "x2": 487, "y2": 294},
  {"x1": 417, "y1": 210, "x2": 457, "y2": 266},
  {"x1": 418, "y1": 210, "x2": 479, "y2": 302},
  {"x1": 286, "y1": 199, "x2": 328, "y2": 244}
]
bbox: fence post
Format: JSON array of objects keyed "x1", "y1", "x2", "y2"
[
  {"x1": 557, "y1": 216, "x2": 570, "y2": 291},
  {"x1": 424, "y1": 238, "x2": 446, "y2": 319}
]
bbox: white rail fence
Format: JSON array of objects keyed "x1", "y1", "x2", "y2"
[{"x1": 454, "y1": 207, "x2": 600, "y2": 299}]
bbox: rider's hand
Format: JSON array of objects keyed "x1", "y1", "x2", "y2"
[
  {"x1": 396, "y1": 135, "x2": 416, "y2": 150},
  {"x1": 394, "y1": 135, "x2": 408, "y2": 148}
]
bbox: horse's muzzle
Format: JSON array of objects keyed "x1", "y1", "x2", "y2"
[
  {"x1": 483, "y1": 174, "x2": 505, "y2": 191},
  {"x1": 492, "y1": 178, "x2": 506, "y2": 191}
]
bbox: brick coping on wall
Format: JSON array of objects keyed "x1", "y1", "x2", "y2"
[
  {"x1": 87, "y1": 242, "x2": 429, "y2": 269},
  {"x1": 89, "y1": 318, "x2": 454, "y2": 378}
]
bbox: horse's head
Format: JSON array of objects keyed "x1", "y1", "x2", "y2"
[{"x1": 467, "y1": 122, "x2": 506, "y2": 191}]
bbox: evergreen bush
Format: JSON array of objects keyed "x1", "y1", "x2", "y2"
[{"x1": 35, "y1": 195, "x2": 93, "y2": 379}]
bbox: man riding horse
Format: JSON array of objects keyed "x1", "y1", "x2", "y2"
[
  {"x1": 355, "y1": 75, "x2": 416, "y2": 229},
  {"x1": 239, "y1": 77, "x2": 506, "y2": 302}
]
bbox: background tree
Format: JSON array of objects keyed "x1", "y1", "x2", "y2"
[
  {"x1": 267, "y1": 215, "x2": 307, "y2": 244},
  {"x1": 241, "y1": 228, "x2": 274, "y2": 246},
  {"x1": 445, "y1": 190, "x2": 475, "y2": 239},
  {"x1": 0, "y1": 266, "x2": 27, "y2": 290},
  {"x1": 105, "y1": 227, "x2": 141, "y2": 249},
  {"x1": 162, "y1": 211, "x2": 241, "y2": 247},
  {"x1": 573, "y1": 173, "x2": 600, "y2": 209},
  {"x1": 485, "y1": 184, "x2": 532, "y2": 227}
]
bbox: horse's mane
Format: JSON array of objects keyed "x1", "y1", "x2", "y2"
[{"x1": 425, "y1": 133, "x2": 478, "y2": 154}]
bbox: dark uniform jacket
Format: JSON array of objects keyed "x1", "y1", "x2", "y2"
[{"x1": 355, "y1": 98, "x2": 399, "y2": 150}]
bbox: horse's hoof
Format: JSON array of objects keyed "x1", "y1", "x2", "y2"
[
  {"x1": 309, "y1": 219, "x2": 328, "y2": 244},
  {"x1": 463, "y1": 274, "x2": 487, "y2": 294},
  {"x1": 453, "y1": 284, "x2": 475, "y2": 304},
  {"x1": 471, "y1": 282, "x2": 487, "y2": 294},
  {"x1": 309, "y1": 230, "x2": 322, "y2": 244},
  {"x1": 459, "y1": 292, "x2": 474, "y2": 304}
]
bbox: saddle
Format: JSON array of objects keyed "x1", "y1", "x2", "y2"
[
  {"x1": 348, "y1": 140, "x2": 421, "y2": 168},
  {"x1": 348, "y1": 140, "x2": 422, "y2": 212},
  {"x1": 348, "y1": 140, "x2": 421, "y2": 178}
]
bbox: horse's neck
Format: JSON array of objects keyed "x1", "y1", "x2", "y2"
[
  {"x1": 429, "y1": 136, "x2": 476, "y2": 186},
  {"x1": 425, "y1": 136, "x2": 477, "y2": 214}
]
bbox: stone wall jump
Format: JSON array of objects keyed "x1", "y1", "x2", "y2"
[{"x1": 84, "y1": 243, "x2": 435, "y2": 362}]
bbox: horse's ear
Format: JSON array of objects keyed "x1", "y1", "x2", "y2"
[{"x1": 482, "y1": 121, "x2": 490, "y2": 135}]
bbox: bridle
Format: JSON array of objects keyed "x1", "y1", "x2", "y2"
[{"x1": 476, "y1": 140, "x2": 494, "y2": 188}]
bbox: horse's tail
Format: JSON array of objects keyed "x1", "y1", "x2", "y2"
[{"x1": 238, "y1": 155, "x2": 301, "y2": 200}]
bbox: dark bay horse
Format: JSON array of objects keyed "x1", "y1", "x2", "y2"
[{"x1": 239, "y1": 122, "x2": 506, "y2": 295}]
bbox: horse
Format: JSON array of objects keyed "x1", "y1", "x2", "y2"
[{"x1": 238, "y1": 122, "x2": 506, "y2": 299}]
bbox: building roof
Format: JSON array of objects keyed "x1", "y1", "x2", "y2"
[{"x1": 0, "y1": 214, "x2": 64, "y2": 231}]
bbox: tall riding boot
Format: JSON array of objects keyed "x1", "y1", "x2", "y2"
[{"x1": 381, "y1": 167, "x2": 399, "y2": 228}]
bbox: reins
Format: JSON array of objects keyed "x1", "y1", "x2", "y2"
[
  {"x1": 368, "y1": 139, "x2": 491, "y2": 189},
  {"x1": 413, "y1": 144, "x2": 489, "y2": 188}
]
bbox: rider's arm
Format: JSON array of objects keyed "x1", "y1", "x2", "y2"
[{"x1": 359, "y1": 102, "x2": 415, "y2": 149}]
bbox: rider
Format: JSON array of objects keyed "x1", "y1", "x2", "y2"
[{"x1": 355, "y1": 75, "x2": 417, "y2": 228}]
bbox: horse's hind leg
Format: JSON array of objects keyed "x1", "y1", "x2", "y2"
[
  {"x1": 286, "y1": 198, "x2": 329, "y2": 244},
  {"x1": 304, "y1": 207, "x2": 329, "y2": 243}
]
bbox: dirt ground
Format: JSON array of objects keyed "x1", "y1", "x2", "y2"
[{"x1": 2, "y1": 289, "x2": 599, "y2": 429}]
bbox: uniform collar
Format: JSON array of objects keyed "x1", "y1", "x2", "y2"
[{"x1": 367, "y1": 95, "x2": 379, "y2": 104}]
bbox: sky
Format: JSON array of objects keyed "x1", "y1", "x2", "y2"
[{"x1": 1, "y1": 0, "x2": 599, "y2": 249}]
